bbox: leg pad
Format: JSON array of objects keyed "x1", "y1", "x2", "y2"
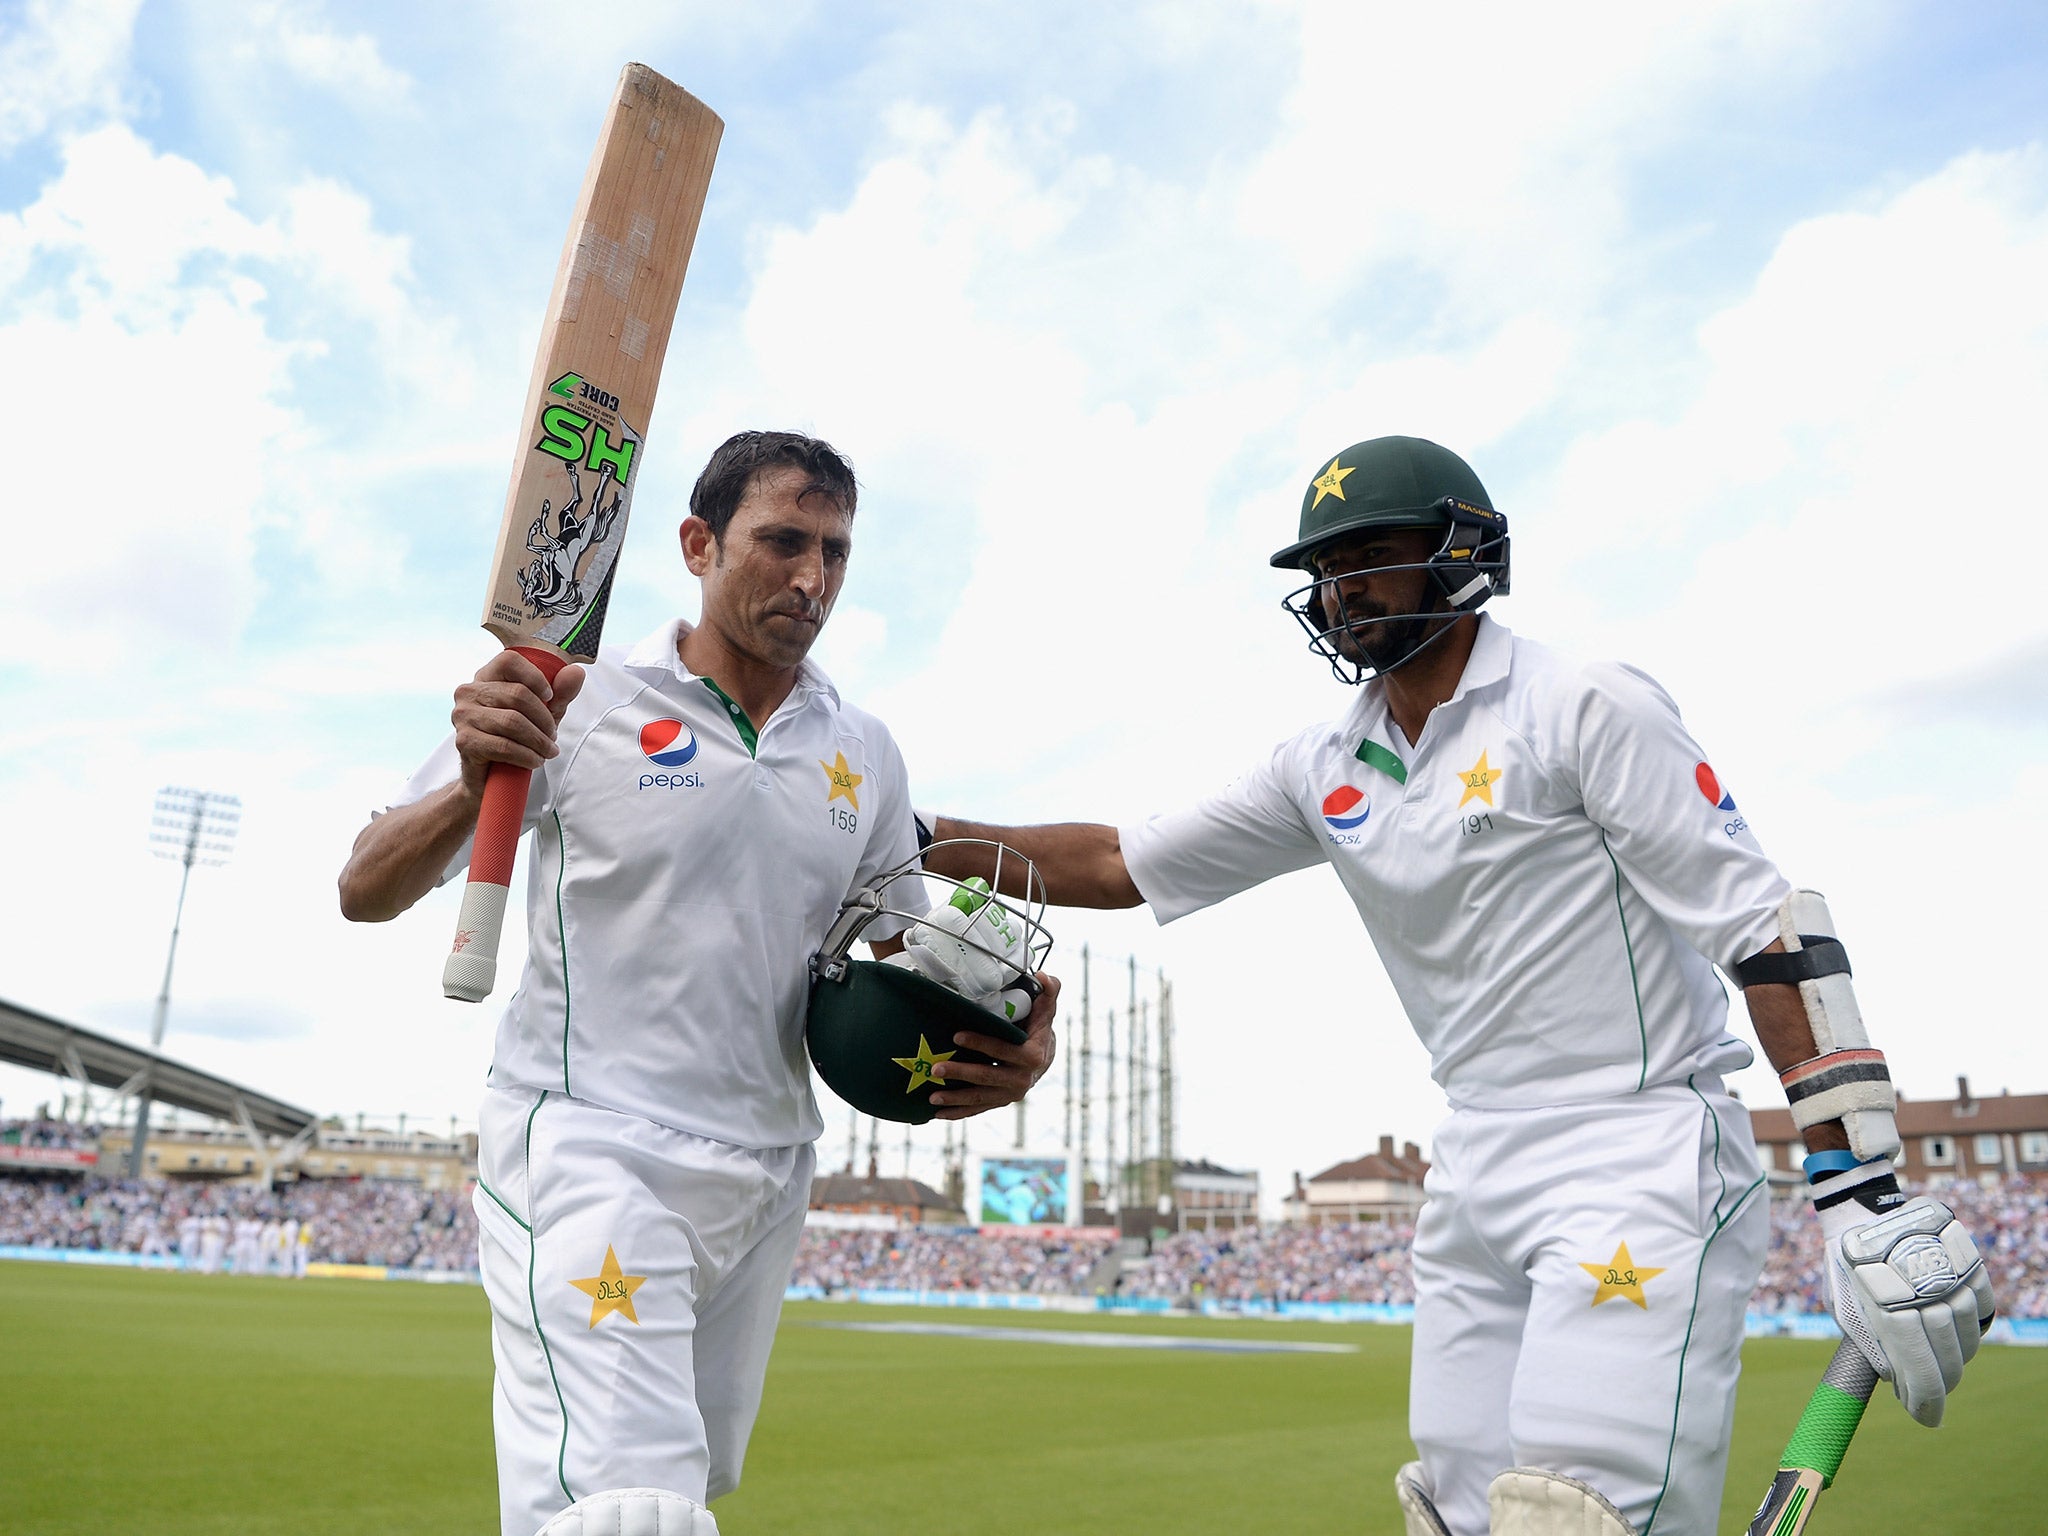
[
  {"x1": 534, "y1": 1488, "x2": 721, "y2": 1536},
  {"x1": 1488, "y1": 1468, "x2": 1636, "y2": 1536},
  {"x1": 1397, "y1": 1461, "x2": 1454, "y2": 1536}
]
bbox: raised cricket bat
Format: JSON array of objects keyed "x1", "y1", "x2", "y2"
[
  {"x1": 443, "y1": 65, "x2": 722, "y2": 1002},
  {"x1": 1745, "y1": 1339, "x2": 1880, "y2": 1536}
]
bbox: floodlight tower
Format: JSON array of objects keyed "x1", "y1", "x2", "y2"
[{"x1": 128, "y1": 787, "x2": 240, "y2": 1179}]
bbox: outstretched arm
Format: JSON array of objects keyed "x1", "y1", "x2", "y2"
[{"x1": 923, "y1": 814, "x2": 1142, "y2": 909}]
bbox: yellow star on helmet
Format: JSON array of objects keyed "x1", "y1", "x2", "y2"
[
  {"x1": 893, "y1": 1034, "x2": 956, "y2": 1092},
  {"x1": 1456, "y1": 749, "x2": 1504, "y2": 807},
  {"x1": 820, "y1": 750, "x2": 863, "y2": 809},
  {"x1": 1579, "y1": 1241, "x2": 1666, "y2": 1309},
  {"x1": 1309, "y1": 455, "x2": 1355, "y2": 508}
]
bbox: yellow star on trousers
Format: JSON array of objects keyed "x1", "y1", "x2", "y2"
[
  {"x1": 893, "y1": 1033, "x2": 956, "y2": 1092},
  {"x1": 1457, "y1": 749, "x2": 1504, "y2": 807},
  {"x1": 1580, "y1": 1241, "x2": 1666, "y2": 1309},
  {"x1": 1309, "y1": 455, "x2": 1355, "y2": 507},
  {"x1": 570, "y1": 1245, "x2": 647, "y2": 1328},
  {"x1": 820, "y1": 750, "x2": 863, "y2": 810}
]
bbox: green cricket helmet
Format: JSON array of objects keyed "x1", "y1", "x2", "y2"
[
  {"x1": 806, "y1": 845, "x2": 1052, "y2": 1124},
  {"x1": 1271, "y1": 435, "x2": 1510, "y2": 683}
]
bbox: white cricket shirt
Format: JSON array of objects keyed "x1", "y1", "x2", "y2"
[
  {"x1": 390, "y1": 618, "x2": 922, "y2": 1148},
  {"x1": 1122, "y1": 616, "x2": 1790, "y2": 1109}
]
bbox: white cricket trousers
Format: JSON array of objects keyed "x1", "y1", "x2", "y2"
[
  {"x1": 474, "y1": 1085, "x2": 815, "y2": 1536},
  {"x1": 1408, "y1": 1082, "x2": 1768, "y2": 1536}
]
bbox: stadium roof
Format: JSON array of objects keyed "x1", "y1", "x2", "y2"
[{"x1": 0, "y1": 996, "x2": 316, "y2": 1140}]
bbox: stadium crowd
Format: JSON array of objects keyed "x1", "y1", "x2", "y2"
[
  {"x1": 1, "y1": 1156, "x2": 2044, "y2": 1317},
  {"x1": 0, "y1": 1116, "x2": 102, "y2": 1152},
  {"x1": 1744, "y1": 1175, "x2": 2048, "y2": 1321},
  {"x1": 791, "y1": 1226, "x2": 1114, "y2": 1294},
  {"x1": 0, "y1": 1173, "x2": 476, "y2": 1271},
  {"x1": 1115, "y1": 1217, "x2": 1418, "y2": 1305}
]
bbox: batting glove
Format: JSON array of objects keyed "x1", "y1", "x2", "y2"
[
  {"x1": 1814, "y1": 1165, "x2": 1995, "y2": 1428},
  {"x1": 901, "y1": 878, "x2": 1029, "y2": 1021}
]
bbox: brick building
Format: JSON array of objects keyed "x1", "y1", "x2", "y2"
[
  {"x1": 1170, "y1": 1158, "x2": 1260, "y2": 1231},
  {"x1": 1282, "y1": 1135, "x2": 1430, "y2": 1223},
  {"x1": 1748, "y1": 1076, "x2": 2048, "y2": 1191}
]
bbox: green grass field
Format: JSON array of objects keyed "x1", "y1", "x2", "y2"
[{"x1": 6, "y1": 1262, "x2": 2044, "y2": 1534}]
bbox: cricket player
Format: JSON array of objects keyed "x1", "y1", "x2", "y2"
[
  {"x1": 922, "y1": 436, "x2": 1994, "y2": 1536},
  {"x1": 340, "y1": 430, "x2": 1057, "y2": 1536}
]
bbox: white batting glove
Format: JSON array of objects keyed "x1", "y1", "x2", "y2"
[
  {"x1": 901, "y1": 878, "x2": 1028, "y2": 1020},
  {"x1": 905, "y1": 878, "x2": 1023, "y2": 994},
  {"x1": 1823, "y1": 1193, "x2": 1995, "y2": 1427},
  {"x1": 980, "y1": 984, "x2": 1035, "y2": 1028}
]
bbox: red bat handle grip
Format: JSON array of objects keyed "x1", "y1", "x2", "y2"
[{"x1": 443, "y1": 646, "x2": 567, "y2": 1002}]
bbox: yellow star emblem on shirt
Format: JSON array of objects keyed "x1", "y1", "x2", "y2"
[
  {"x1": 820, "y1": 750, "x2": 863, "y2": 810},
  {"x1": 1309, "y1": 455, "x2": 1355, "y2": 508},
  {"x1": 1579, "y1": 1241, "x2": 1666, "y2": 1309},
  {"x1": 892, "y1": 1033, "x2": 956, "y2": 1092},
  {"x1": 1456, "y1": 749, "x2": 1504, "y2": 807},
  {"x1": 570, "y1": 1244, "x2": 647, "y2": 1327}
]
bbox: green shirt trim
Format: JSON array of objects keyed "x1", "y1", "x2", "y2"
[
  {"x1": 1641, "y1": 1082, "x2": 1766, "y2": 1535},
  {"x1": 1355, "y1": 737, "x2": 1407, "y2": 784},
  {"x1": 549, "y1": 811, "x2": 572, "y2": 1097},
  {"x1": 1602, "y1": 836, "x2": 1650, "y2": 1092},
  {"x1": 516, "y1": 1091, "x2": 576, "y2": 1507},
  {"x1": 701, "y1": 677, "x2": 759, "y2": 757}
]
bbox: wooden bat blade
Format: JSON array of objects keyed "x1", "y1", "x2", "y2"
[
  {"x1": 1745, "y1": 1340, "x2": 1879, "y2": 1536},
  {"x1": 483, "y1": 62, "x2": 721, "y2": 662},
  {"x1": 445, "y1": 64, "x2": 720, "y2": 1004}
]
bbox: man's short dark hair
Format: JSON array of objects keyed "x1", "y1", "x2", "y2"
[{"x1": 688, "y1": 431, "x2": 858, "y2": 542}]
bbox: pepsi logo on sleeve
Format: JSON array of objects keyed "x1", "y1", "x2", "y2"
[{"x1": 1695, "y1": 762, "x2": 1746, "y2": 838}]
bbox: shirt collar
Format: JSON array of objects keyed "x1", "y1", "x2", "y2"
[
  {"x1": 1342, "y1": 612, "x2": 1513, "y2": 742},
  {"x1": 1447, "y1": 611, "x2": 1512, "y2": 703},
  {"x1": 622, "y1": 617, "x2": 842, "y2": 706}
]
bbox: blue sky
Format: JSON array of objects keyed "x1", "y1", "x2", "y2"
[{"x1": 3, "y1": 0, "x2": 2045, "y2": 1207}]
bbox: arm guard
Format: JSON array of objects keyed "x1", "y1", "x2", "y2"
[{"x1": 1733, "y1": 889, "x2": 1901, "y2": 1163}]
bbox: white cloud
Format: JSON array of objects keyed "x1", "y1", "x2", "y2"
[
  {"x1": 6, "y1": 123, "x2": 276, "y2": 299},
  {"x1": 735, "y1": 104, "x2": 1111, "y2": 454},
  {"x1": 1238, "y1": 0, "x2": 1849, "y2": 319},
  {"x1": 0, "y1": 113, "x2": 502, "y2": 694},
  {"x1": 276, "y1": 174, "x2": 472, "y2": 403},
  {"x1": 1545, "y1": 144, "x2": 2048, "y2": 704},
  {"x1": 233, "y1": 1, "x2": 413, "y2": 110},
  {"x1": 0, "y1": 128, "x2": 296, "y2": 677},
  {"x1": 0, "y1": 0, "x2": 140, "y2": 152},
  {"x1": 1288, "y1": 314, "x2": 1576, "y2": 474}
]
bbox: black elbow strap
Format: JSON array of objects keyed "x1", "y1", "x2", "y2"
[{"x1": 1733, "y1": 937, "x2": 1851, "y2": 987}]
